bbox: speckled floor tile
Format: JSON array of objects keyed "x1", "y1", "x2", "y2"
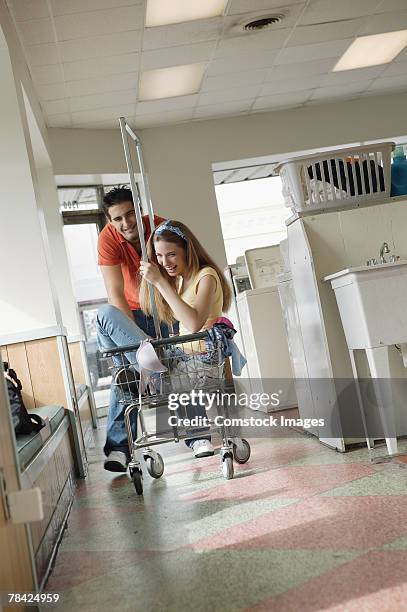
[
  {"x1": 246, "y1": 550, "x2": 407, "y2": 612},
  {"x1": 50, "y1": 549, "x2": 360, "y2": 612},
  {"x1": 320, "y1": 470, "x2": 407, "y2": 497},
  {"x1": 46, "y1": 420, "x2": 407, "y2": 611},
  {"x1": 182, "y1": 463, "x2": 376, "y2": 502},
  {"x1": 191, "y1": 495, "x2": 407, "y2": 551}
]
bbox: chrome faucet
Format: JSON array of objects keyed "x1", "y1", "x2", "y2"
[{"x1": 379, "y1": 242, "x2": 390, "y2": 264}]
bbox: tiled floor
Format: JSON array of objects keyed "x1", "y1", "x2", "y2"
[{"x1": 47, "y1": 419, "x2": 407, "y2": 612}]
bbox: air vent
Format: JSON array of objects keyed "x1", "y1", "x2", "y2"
[{"x1": 243, "y1": 14, "x2": 285, "y2": 31}]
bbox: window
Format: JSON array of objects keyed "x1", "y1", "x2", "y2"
[{"x1": 215, "y1": 176, "x2": 291, "y2": 265}]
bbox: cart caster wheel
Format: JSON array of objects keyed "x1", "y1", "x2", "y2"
[
  {"x1": 222, "y1": 455, "x2": 234, "y2": 480},
  {"x1": 132, "y1": 469, "x2": 143, "y2": 495},
  {"x1": 146, "y1": 454, "x2": 164, "y2": 479},
  {"x1": 233, "y1": 439, "x2": 251, "y2": 464}
]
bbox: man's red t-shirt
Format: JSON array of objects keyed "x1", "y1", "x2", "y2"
[{"x1": 98, "y1": 214, "x2": 165, "y2": 310}]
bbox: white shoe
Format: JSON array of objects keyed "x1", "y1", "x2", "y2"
[
  {"x1": 104, "y1": 451, "x2": 128, "y2": 472},
  {"x1": 191, "y1": 439, "x2": 214, "y2": 458}
]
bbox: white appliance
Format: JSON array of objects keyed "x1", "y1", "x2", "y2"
[
  {"x1": 235, "y1": 245, "x2": 297, "y2": 412},
  {"x1": 285, "y1": 197, "x2": 407, "y2": 450}
]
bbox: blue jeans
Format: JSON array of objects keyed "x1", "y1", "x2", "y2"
[{"x1": 97, "y1": 305, "x2": 208, "y2": 458}]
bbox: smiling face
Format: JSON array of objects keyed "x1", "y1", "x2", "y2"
[
  {"x1": 154, "y1": 239, "x2": 187, "y2": 277},
  {"x1": 108, "y1": 202, "x2": 140, "y2": 243}
]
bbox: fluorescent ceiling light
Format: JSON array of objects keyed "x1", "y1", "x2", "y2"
[
  {"x1": 139, "y1": 63, "x2": 205, "y2": 101},
  {"x1": 146, "y1": 0, "x2": 227, "y2": 27},
  {"x1": 333, "y1": 30, "x2": 407, "y2": 71}
]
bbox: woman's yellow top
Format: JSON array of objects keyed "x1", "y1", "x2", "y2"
[{"x1": 178, "y1": 266, "x2": 223, "y2": 338}]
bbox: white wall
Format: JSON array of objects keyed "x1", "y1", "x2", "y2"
[
  {"x1": 0, "y1": 31, "x2": 59, "y2": 334},
  {"x1": 0, "y1": 3, "x2": 80, "y2": 337},
  {"x1": 48, "y1": 91, "x2": 407, "y2": 267}
]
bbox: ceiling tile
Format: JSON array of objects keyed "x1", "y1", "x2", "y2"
[
  {"x1": 59, "y1": 30, "x2": 142, "y2": 63},
  {"x1": 63, "y1": 53, "x2": 139, "y2": 81},
  {"x1": 300, "y1": 0, "x2": 377, "y2": 25},
  {"x1": 71, "y1": 118, "x2": 125, "y2": 128},
  {"x1": 310, "y1": 81, "x2": 373, "y2": 100},
  {"x1": 8, "y1": 0, "x2": 49, "y2": 21},
  {"x1": 368, "y1": 74, "x2": 407, "y2": 92},
  {"x1": 194, "y1": 99, "x2": 252, "y2": 118},
  {"x1": 198, "y1": 84, "x2": 262, "y2": 106},
  {"x1": 46, "y1": 112, "x2": 72, "y2": 127},
  {"x1": 54, "y1": 5, "x2": 144, "y2": 41},
  {"x1": 31, "y1": 63, "x2": 64, "y2": 85},
  {"x1": 71, "y1": 104, "x2": 136, "y2": 124},
  {"x1": 202, "y1": 68, "x2": 269, "y2": 92},
  {"x1": 51, "y1": 0, "x2": 143, "y2": 16},
  {"x1": 134, "y1": 109, "x2": 195, "y2": 128},
  {"x1": 17, "y1": 19, "x2": 54, "y2": 45},
  {"x1": 41, "y1": 98, "x2": 70, "y2": 114},
  {"x1": 374, "y1": 0, "x2": 407, "y2": 12},
  {"x1": 359, "y1": 10, "x2": 407, "y2": 36},
  {"x1": 136, "y1": 94, "x2": 199, "y2": 116},
  {"x1": 269, "y1": 58, "x2": 336, "y2": 79},
  {"x1": 275, "y1": 38, "x2": 352, "y2": 64},
  {"x1": 216, "y1": 28, "x2": 291, "y2": 58},
  {"x1": 260, "y1": 74, "x2": 323, "y2": 95},
  {"x1": 206, "y1": 51, "x2": 278, "y2": 76},
  {"x1": 380, "y1": 62, "x2": 407, "y2": 79},
  {"x1": 287, "y1": 18, "x2": 366, "y2": 47},
  {"x1": 142, "y1": 17, "x2": 222, "y2": 50},
  {"x1": 69, "y1": 89, "x2": 136, "y2": 112},
  {"x1": 36, "y1": 82, "x2": 67, "y2": 100},
  {"x1": 224, "y1": 2, "x2": 305, "y2": 31},
  {"x1": 26, "y1": 43, "x2": 59, "y2": 66},
  {"x1": 227, "y1": 0, "x2": 305, "y2": 15},
  {"x1": 252, "y1": 90, "x2": 310, "y2": 109},
  {"x1": 320, "y1": 65, "x2": 386, "y2": 87},
  {"x1": 65, "y1": 72, "x2": 138, "y2": 97},
  {"x1": 141, "y1": 41, "x2": 216, "y2": 71}
]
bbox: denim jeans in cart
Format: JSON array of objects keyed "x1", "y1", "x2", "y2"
[{"x1": 96, "y1": 304, "x2": 209, "y2": 459}]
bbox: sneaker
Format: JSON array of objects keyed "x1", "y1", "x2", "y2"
[
  {"x1": 191, "y1": 439, "x2": 214, "y2": 458},
  {"x1": 103, "y1": 451, "x2": 128, "y2": 473}
]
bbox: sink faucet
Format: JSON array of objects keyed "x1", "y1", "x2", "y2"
[{"x1": 380, "y1": 242, "x2": 390, "y2": 264}]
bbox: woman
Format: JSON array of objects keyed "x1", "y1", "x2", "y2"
[{"x1": 139, "y1": 219, "x2": 232, "y2": 458}]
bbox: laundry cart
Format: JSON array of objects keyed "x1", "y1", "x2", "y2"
[
  {"x1": 103, "y1": 332, "x2": 251, "y2": 494},
  {"x1": 102, "y1": 118, "x2": 250, "y2": 495}
]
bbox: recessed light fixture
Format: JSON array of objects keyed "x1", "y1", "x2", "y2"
[
  {"x1": 139, "y1": 63, "x2": 206, "y2": 101},
  {"x1": 333, "y1": 30, "x2": 407, "y2": 71},
  {"x1": 146, "y1": 0, "x2": 228, "y2": 27}
]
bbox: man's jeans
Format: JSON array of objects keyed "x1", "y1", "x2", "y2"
[{"x1": 97, "y1": 305, "x2": 208, "y2": 458}]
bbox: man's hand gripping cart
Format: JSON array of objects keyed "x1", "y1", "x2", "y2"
[{"x1": 102, "y1": 332, "x2": 251, "y2": 495}]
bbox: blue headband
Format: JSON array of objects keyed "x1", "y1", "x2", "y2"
[{"x1": 155, "y1": 220, "x2": 187, "y2": 242}]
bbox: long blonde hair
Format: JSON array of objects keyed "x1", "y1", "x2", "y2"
[{"x1": 139, "y1": 220, "x2": 231, "y2": 325}]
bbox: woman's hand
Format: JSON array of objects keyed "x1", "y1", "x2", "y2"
[{"x1": 139, "y1": 261, "x2": 164, "y2": 286}]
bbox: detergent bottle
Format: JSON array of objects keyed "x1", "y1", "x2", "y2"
[{"x1": 391, "y1": 145, "x2": 407, "y2": 197}]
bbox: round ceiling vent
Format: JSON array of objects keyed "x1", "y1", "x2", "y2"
[{"x1": 243, "y1": 14, "x2": 285, "y2": 31}]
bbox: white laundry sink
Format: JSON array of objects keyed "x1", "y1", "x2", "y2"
[{"x1": 324, "y1": 260, "x2": 407, "y2": 350}]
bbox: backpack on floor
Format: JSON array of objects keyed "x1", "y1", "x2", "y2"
[{"x1": 3, "y1": 362, "x2": 45, "y2": 435}]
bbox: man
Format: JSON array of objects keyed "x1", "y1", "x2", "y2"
[{"x1": 97, "y1": 186, "x2": 166, "y2": 472}]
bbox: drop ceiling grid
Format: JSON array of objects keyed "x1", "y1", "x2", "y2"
[{"x1": 4, "y1": 0, "x2": 407, "y2": 129}]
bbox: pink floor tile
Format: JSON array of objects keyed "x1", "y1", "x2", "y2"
[
  {"x1": 191, "y1": 495, "x2": 407, "y2": 551},
  {"x1": 247, "y1": 550, "x2": 407, "y2": 612},
  {"x1": 183, "y1": 463, "x2": 375, "y2": 502}
]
